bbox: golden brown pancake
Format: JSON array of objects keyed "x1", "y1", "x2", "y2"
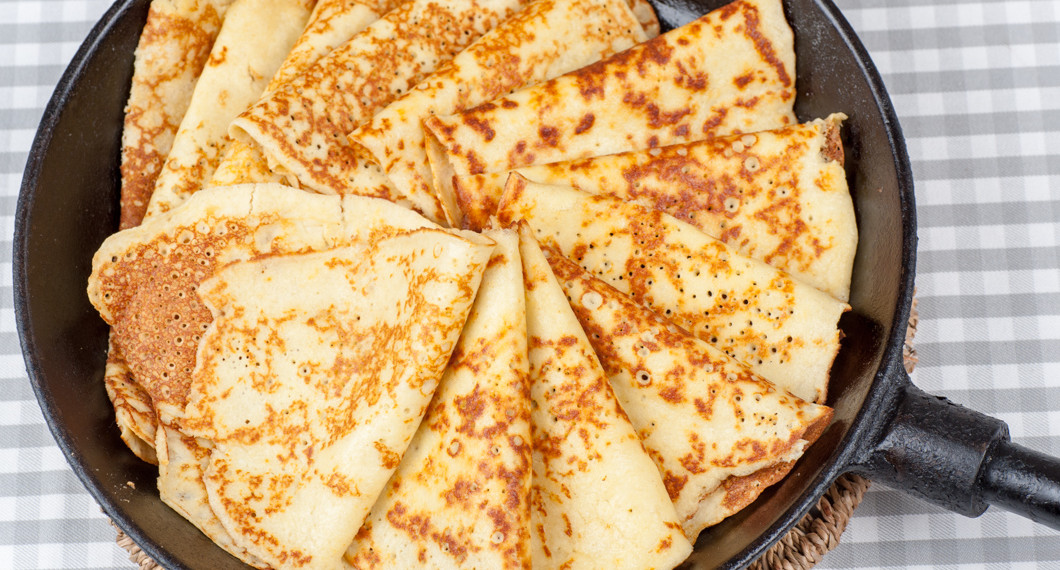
[
  {"x1": 271, "y1": 0, "x2": 399, "y2": 88},
  {"x1": 153, "y1": 425, "x2": 268, "y2": 567},
  {"x1": 499, "y1": 176, "x2": 846, "y2": 404},
  {"x1": 89, "y1": 184, "x2": 439, "y2": 426},
  {"x1": 182, "y1": 229, "x2": 494, "y2": 568},
  {"x1": 102, "y1": 342, "x2": 158, "y2": 464},
  {"x1": 423, "y1": 0, "x2": 797, "y2": 218},
  {"x1": 88, "y1": 184, "x2": 441, "y2": 554},
  {"x1": 142, "y1": 0, "x2": 316, "y2": 219},
  {"x1": 454, "y1": 115, "x2": 857, "y2": 302},
  {"x1": 228, "y1": 0, "x2": 527, "y2": 216},
  {"x1": 210, "y1": 0, "x2": 402, "y2": 187},
  {"x1": 345, "y1": 229, "x2": 532, "y2": 569},
  {"x1": 119, "y1": 0, "x2": 236, "y2": 230},
  {"x1": 348, "y1": 0, "x2": 651, "y2": 225},
  {"x1": 519, "y1": 225, "x2": 692, "y2": 570},
  {"x1": 544, "y1": 246, "x2": 833, "y2": 539}
]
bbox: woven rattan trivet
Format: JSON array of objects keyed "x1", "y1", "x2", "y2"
[{"x1": 112, "y1": 297, "x2": 920, "y2": 569}]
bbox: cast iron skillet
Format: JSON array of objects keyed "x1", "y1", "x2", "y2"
[{"x1": 15, "y1": 0, "x2": 1060, "y2": 567}]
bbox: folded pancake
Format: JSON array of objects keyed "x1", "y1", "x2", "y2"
[
  {"x1": 519, "y1": 226, "x2": 691, "y2": 570},
  {"x1": 120, "y1": 0, "x2": 237, "y2": 229},
  {"x1": 210, "y1": 0, "x2": 401, "y2": 187},
  {"x1": 423, "y1": 0, "x2": 796, "y2": 216},
  {"x1": 103, "y1": 343, "x2": 158, "y2": 464},
  {"x1": 90, "y1": 184, "x2": 438, "y2": 425},
  {"x1": 345, "y1": 229, "x2": 532, "y2": 569},
  {"x1": 88, "y1": 184, "x2": 440, "y2": 547},
  {"x1": 348, "y1": 0, "x2": 651, "y2": 226},
  {"x1": 153, "y1": 425, "x2": 269, "y2": 567},
  {"x1": 499, "y1": 177, "x2": 846, "y2": 404},
  {"x1": 228, "y1": 0, "x2": 526, "y2": 215},
  {"x1": 182, "y1": 229, "x2": 493, "y2": 569},
  {"x1": 142, "y1": 0, "x2": 315, "y2": 219},
  {"x1": 544, "y1": 246, "x2": 833, "y2": 539},
  {"x1": 274, "y1": 0, "x2": 399, "y2": 88},
  {"x1": 456, "y1": 116, "x2": 857, "y2": 302}
]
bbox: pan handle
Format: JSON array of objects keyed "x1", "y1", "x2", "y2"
[{"x1": 850, "y1": 373, "x2": 1060, "y2": 529}]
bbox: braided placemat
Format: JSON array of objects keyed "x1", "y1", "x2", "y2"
[{"x1": 112, "y1": 297, "x2": 920, "y2": 569}]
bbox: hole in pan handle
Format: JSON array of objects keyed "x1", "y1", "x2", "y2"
[{"x1": 851, "y1": 372, "x2": 1060, "y2": 530}]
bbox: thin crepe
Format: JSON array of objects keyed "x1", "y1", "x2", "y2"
[
  {"x1": 181, "y1": 229, "x2": 493, "y2": 569},
  {"x1": 348, "y1": 0, "x2": 651, "y2": 225},
  {"x1": 519, "y1": 226, "x2": 691, "y2": 570},
  {"x1": 545, "y1": 247, "x2": 833, "y2": 539},
  {"x1": 88, "y1": 184, "x2": 439, "y2": 552},
  {"x1": 228, "y1": 0, "x2": 526, "y2": 216},
  {"x1": 499, "y1": 177, "x2": 846, "y2": 404},
  {"x1": 90, "y1": 184, "x2": 439, "y2": 425},
  {"x1": 345, "y1": 229, "x2": 532, "y2": 569},
  {"x1": 119, "y1": 0, "x2": 236, "y2": 229},
  {"x1": 210, "y1": 0, "x2": 401, "y2": 186},
  {"x1": 153, "y1": 425, "x2": 268, "y2": 567},
  {"x1": 456, "y1": 116, "x2": 857, "y2": 302},
  {"x1": 103, "y1": 343, "x2": 158, "y2": 464},
  {"x1": 143, "y1": 0, "x2": 315, "y2": 219},
  {"x1": 423, "y1": 0, "x2": 796, "y2": 219}
]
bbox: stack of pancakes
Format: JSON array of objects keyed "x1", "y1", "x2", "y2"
[{"x1": 89, "y1": 0, "x2": 855, "y2": 567}]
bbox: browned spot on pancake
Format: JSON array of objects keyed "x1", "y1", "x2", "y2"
[
  {"x1": 739, "y1": 0, "x2": 791, "y2": 87},
  {"x1": 573, "y1": 67, "x2": 606, "y2": 100},
  {"x1": 822, "y1": 120, "x2": 844, "y2": 164},
  {"x1": 662, "y1": 471, "x2": 688, "y2": 498},
  {"x1": 208, "y1": 45, "x2": 227, "y2": 66},
  {"x1": 701, "y1": 107, "x2": 728, "y2": 134},
  {"x1": 375, "y1": 441, "x2": 401, "y2": 470},
  {"x1": 466, "y1": 151, "x2": 487, "y2": 176},
  {"x1": 574, "y1": 113, "x2": 595, "y2": 135},
  {"x1": 719, "y1": 459, "x2": 793, "y2": 512},
  {"x1": 676, "y1": 433, "x2": 708, "y2": 475},
  {"x1": 444, "y1": 478, "x2": 477, "y2": 506},
  {"x1": 673, "y1": 60, "x2": 708, "y2": 91},
  {"x1": 464, "y1": 115, "x2": 497, "y2": 142},
  {"x1": 486, "y1": 252, "x2": 508, "y2": 269},
  {"x1": 718, "y1": 1, "x2": 740, "y2": 20},
  {"x1": 734, "y1": 72, "x2": 754, "y2": 88},
  {"x1": 659, "y1": 384, "x2": 684, "y2": 404},
  {"x1": 621, "y1": 91, "x2": 692, "y2": 129},
  {"x1": 693, "y1": 396, "x2": 716, "y2": 421},
  {"x1": 454, "y1": 385, "x2": 488, "y2": 435},
  {"x1": 384, "y1": 502, "x2": 475, "y2": 563},
  {"x1": 538, "y1": 126, "x2": 560, "y2": 148}
]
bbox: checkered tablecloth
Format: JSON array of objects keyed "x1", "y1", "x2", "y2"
[{"x1": 2, "y1": 0, "x2": 1059, "y2": 567}]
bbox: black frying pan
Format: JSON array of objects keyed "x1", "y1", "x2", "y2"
[{"x1": 15, "y1": 0, "x2": 1060, "y2": 567}]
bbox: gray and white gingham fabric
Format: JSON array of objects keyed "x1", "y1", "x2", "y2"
[{"x1": 1, "y1": 0, "x2": 1058, "y2": 567}]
